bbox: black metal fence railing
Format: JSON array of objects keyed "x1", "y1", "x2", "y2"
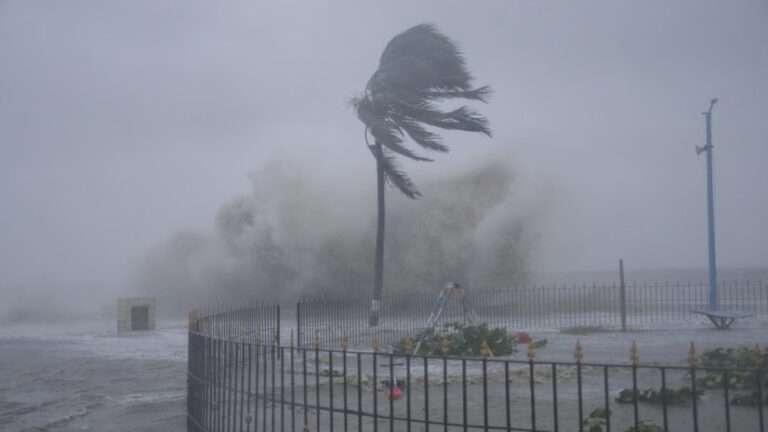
[
  {"x1": 187, "y1": 303, "x2": 280, "y2": 432},
  {"x1": 191, "y1": 303, "x2": 281, "y2": 343},
  {"x1": 297, "y1": 281, "x2": 768, "y2": 349},
  {"x1": 187, "y1": 303, "x2": 768, "y2": 432}
]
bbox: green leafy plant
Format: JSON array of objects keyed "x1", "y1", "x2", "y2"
[
  {"x1": 625, "y1": 420, "x2": 663, "y2": 432},
  {"x1": 582, "y1": 407, "x2": 609, "y2": 432},
  {"x1": 700, "y1": 346, "x2": 767, "y2": 369},
  {"x1": 615, "y1": 387, "x2": 701, "y2": 404},
  {"x1": 731, "y1": 391, "x2": 768, "y2": 406},
  {"x1": 696, "y1": 345, "x2": 768, "y2": 405},
  {"x1": 403, "y1": 322, "x2": 519, "y2": 356},
  {"x1": 582, "y1": 409, "x2": 662, "y2": 432}
]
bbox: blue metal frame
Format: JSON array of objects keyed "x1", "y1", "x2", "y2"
[
  {"x1": 703, "y1": 98, "x2": 719, "y2": 311},
  {"x1": 412, "y1": 282, "x2": 477, "y2": 355}
]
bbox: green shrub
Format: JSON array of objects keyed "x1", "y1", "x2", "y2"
[
  {"x1": 582, "y1": 408, "x2": 663, "y2": 432},
  {"x1": 700, "y1": 346, "x2": 767, "y2": 369},
  {"x1": 582, "y1": 407, "x2": 609, "y2": 432},
  {"x1": 403, "y1": 322, "x2": 518, "y2": 356},
  {"x1": 696, "y1": 345, "x2": 768, "y2": 405},
  {"x1": 615, "y1": 387, "x2": 701, "y2": 404},
  {"x1": 625, "y1": 420, "x2": 663, "y2": 432}
]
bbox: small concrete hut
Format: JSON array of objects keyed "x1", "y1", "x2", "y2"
[{"x1": 117, "y1": 297, "x2": 156, "y2": 332}]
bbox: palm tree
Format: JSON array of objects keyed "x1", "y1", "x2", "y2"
[{"x1": 353, "y1": 23, "x2": 492, "y2": 326}]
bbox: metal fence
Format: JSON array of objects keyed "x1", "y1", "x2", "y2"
[
  {"x1": 297, "y1": 281, "x2": 768, "y2": 349},
  {"x1": 188, "y1": 303, "x2": 281, "y2": 432},
  {"x1": 187, "y1": 303, "x2": 767, "y2": 432}
]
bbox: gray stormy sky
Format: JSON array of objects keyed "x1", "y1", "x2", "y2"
[{"x1": 1, "y1": 1, "x2": 767, "y2": 303}]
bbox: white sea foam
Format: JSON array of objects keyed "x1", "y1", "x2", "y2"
[
  {"x1": 108, "y1": 391, "x2": 186, "y2": 405},
  {"x1": 0, "y1": 319, "x2": 188, "y2": 362}
]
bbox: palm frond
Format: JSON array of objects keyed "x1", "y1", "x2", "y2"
[
  {"x1": 368, "y1": 145, "x2": 421, "y2": 198},
  {"x1": 357, "y1": 99, "x2": 432, "y2": 162},
  {"x1": 394, "y1": 100, "x2": 492, "y2": 136},
  {"x1": 356, "y1": 101, "x2": 399, "y2": 146},
  {"x1": 354, "y1": 23, "x2": 491, "y2": 199},
  {"x1": 422, "y1": 85, "x2": 492, "y2": 103},
  {"x1": 381, "y1": 141, "x2": 432, "y2": 162},
  {"x1": 392, "y1": 117, "x2": 448, "y2": 153},
  {"x1": 368, "y1": 23, "x2": 474, "y2": 95},
  {"x1": 425, "y1": 106, "x2": 492, "y2": 136}
]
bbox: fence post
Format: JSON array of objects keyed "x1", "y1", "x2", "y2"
[
  {"x1": 619, "y1": 259, "x2": 627, "y2": 331},
  {"x1": 296, "y1": 301, "x2": 302, "y2": 348},
  {"x1": 276, "y1": 304, "x2": 281, "y2": 359}
]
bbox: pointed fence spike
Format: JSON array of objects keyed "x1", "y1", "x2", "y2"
[
  {"x1": 527, "y1": 341, "x2": 536, "y2": 359},
  {"x1": 688, "y1": 341, "x2": 698, "y2": 366},
  {"x1": 341, "y1": 331, "x2": 349, "y2": 350},
  {"x1": 481, "y1": 339, "x2": 492, "y2": 358},
  {"x1": 403, "y1": 335, "x2": 413, "y2": 354},
  {"x1": 574, "y1": 339, "x2": 584, "y2": 362},
  {"x1": 441, "y1": 337, "x2": 450, "y2": 357},
  {"x1": 629, "y1": 340, "x2": 640, "y2": 364},
  {"x1": 753, "y1": 343, "x2": 764, "y2": 368}
]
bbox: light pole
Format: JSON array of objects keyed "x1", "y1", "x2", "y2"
[{"x1": 696, "y1": 98, "x2": 718, "y2": 311}]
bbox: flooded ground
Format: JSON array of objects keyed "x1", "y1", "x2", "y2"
[
  {"x1": 2, "y1": 317, "x2": 766, "y2": 431},
  {"x1": 0, "y1": 320, "x2": 187, "y2": 432}
]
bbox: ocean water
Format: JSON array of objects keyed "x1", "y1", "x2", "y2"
[{"x1": 0, "y1": 320, "x2": 187, "y2": 432}]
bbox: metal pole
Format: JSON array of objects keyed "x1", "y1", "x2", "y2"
[
  {"x1": 701, "y1": 98, "x2": 719, "y2": 311},
  {"x1": 619, "y1": 259, "x2": 627, "y2": 331},
  {"x1": 296, "y1": 301, "x2": 302, "y2": 348}
]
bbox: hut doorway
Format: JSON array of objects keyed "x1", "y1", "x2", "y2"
[{"x1": 131, "y1": 305, "x2": 150, "y2": 331}]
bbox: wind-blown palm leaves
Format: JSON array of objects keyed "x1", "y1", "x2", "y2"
[
  {"x1": 353, "y1": 23, "x2": 491, "y2": 325},
  {"x1": 354, "y1": 23, "x2": 492, "y2": 198}
]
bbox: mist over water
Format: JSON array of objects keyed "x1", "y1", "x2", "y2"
[{"x1": 132, "y1": 160, "x2": 547, "y2": 315}]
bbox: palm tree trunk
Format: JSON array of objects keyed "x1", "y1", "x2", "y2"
[{"x1": 369, "y1": 141, "x2": 385, "y2": 326}]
